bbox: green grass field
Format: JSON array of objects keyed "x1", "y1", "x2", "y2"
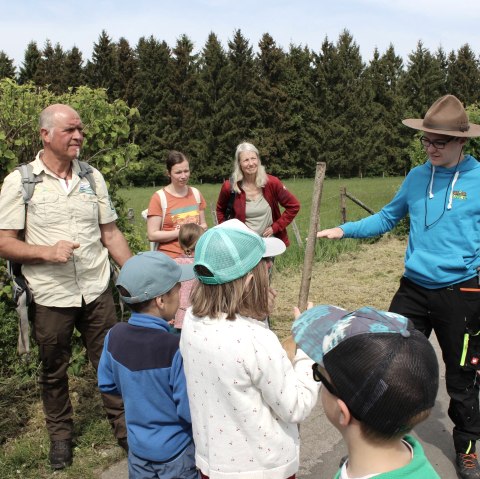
[{"x1": 118, "y1": 176, "x2": 405, "y2": 268}]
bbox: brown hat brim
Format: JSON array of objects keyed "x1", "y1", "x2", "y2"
[{"x1": 402, "y1": 118, "x2": 480, "y2": 138}]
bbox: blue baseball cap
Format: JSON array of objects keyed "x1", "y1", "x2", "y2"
[{"x1": 116, "y1": 251, "x2": 195, "y2": 304}]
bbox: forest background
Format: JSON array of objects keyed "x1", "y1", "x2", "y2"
[
  {"x1": 2, "y1": 28, "x2": 480, "y2": 184},
  {"x1": 2, "y1": 27, "x2": 480, "y2": 476}
]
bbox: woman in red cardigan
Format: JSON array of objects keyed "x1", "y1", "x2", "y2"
[{"x1": 216, "y1": 142, "x2": 300, "y2": 247}]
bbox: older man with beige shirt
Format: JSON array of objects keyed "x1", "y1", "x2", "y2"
[{"x1": 0, "y1": 104, "x2": 132, "y2": 469}]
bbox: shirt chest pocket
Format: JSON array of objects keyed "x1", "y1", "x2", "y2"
[
  {"x1": 28, "y1": 192, "x2": 63, "y2": 225},
  {"x1": 71, "y1": 194, "x2": 99, "y2": 225}
]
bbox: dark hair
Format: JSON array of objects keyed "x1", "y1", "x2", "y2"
[
  {"x1": 359, "y1": 409, "x2": 432, "y2": 444},
  {"x1": 166, "y1": 150, "x2": 188, "y2": 173},
  {"x1": 117, "y1": 286, "x2": 155, "y2": 313},
  {"x1": 178, "y1": 223, "x2": 204, "y2": 255}
]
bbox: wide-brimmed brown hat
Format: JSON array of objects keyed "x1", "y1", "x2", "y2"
[{"x1": 402, "y1": 94, "x2": 480, "y2": 137}]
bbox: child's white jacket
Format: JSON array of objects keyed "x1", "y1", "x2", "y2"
[{"x1": 180, "y1": 311, "x2": 319, "y2": 479}]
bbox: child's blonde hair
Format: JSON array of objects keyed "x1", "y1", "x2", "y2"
[
  {"x1": 191, "y1": 261, "x2": 270, "y2": 320},
  {"x1": 178, "y1": 223, "x2": 204, "y2": 256}
]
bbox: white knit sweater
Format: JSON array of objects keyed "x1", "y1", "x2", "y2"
[{"x1": 180, "y1": 311, "x2": 319, "y2": 479}]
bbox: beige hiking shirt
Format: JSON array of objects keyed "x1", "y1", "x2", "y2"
[{"x1": 0, "y1": 153, "x2": 118, "y2": 307}]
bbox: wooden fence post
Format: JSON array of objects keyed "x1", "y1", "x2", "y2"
[
  {"x1": 298, "y1": 162, "x2": 326, "y2": 311},
  {"x1": 340, "y1": 186, "x2": 347, "y2": 224},
  {"x1": 210, "y1": 202, "x2": 218, "y2": 226},
  {"x1": 127, "y1": 208, "x2": 135, "y2": 224},
  {"x1": 344, "y1": 190, "x2": 375, "y2": 215},
  {"x1": 291, "y1": 219, "x2": 303, "y2": 249}
]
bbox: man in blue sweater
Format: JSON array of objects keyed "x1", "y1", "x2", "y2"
[
  {"x1": 317, "y1": 95, "x2": 480, "y2": 479},
  {"x1": 98, "y1": 251, "x2": 198, "y2": 479}
]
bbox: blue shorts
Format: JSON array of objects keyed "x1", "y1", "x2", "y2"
[{"x1": 128, "y1": 441, "x2": 198, "y2": 479}]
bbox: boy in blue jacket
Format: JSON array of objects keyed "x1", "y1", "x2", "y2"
[{"x1": 98, "y1": 251, "x2": 198, "y2": 479}]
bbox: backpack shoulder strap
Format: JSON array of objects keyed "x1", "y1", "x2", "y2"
[
  {"x1": 190, "y1": 186, "x2": 201, "y2": 205},
  {"x1": 156, "y1": 188, "x2": 167, "y2": 228},
  {"x1": 16, "y1": 163, "x2": 42, "y2": 204},
  {"x1": 77, "y1": 160, "x2": 96, "y2": 195}
]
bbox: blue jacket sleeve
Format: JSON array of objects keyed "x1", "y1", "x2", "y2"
[
  {"x1": 169, "y1": 350, "x2": 191, "y2": 424},
  {"x1": 97, "y1": 331, "x2": 121, "y2": 396},
  {"x1": 341, "y1": 178, "x2": 409, "y2": 238}
]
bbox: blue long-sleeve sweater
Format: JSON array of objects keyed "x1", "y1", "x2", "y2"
[
  {"x1": 341, "y1": 155, "x2": 480, "y2": 289},
  {"x1": 98, "y1": 313, "x2": 193, "y2": 462}
]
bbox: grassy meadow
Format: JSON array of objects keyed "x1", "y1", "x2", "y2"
[{"x1": 119, "y1": 175, "x2": 405, "y2": 268}]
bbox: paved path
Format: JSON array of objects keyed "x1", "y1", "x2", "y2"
[{"x1": 102, "y1": 334, "x2": 457, "y2": 478}]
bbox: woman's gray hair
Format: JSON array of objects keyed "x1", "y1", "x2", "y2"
[{"x1": 231, "y1": 142, "x2": 267, "y2": 193}]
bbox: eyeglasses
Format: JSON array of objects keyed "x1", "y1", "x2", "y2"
[
  {"x1": 312, "y1": 363, "x2": 339, "y2": 397},
  {"x1": 420, "y1": 136, "x2": 456, "y2": 150}
]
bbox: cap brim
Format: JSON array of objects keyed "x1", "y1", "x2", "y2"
[
  {"x1": 263, "y1": 237, "x2": 286, "y2": 257},
  {"x1": 178, "y1": 263, "x2": 195, "y2": 282},
  {"x1": 215, "y1": 219, "x2": 286, "y2": 258},
  {"x1": 402, "y1": 118, "x2": 480, "y2": 137},
  {"x1": 291, "y1": 305, "x2": 347, "y2": 365}
]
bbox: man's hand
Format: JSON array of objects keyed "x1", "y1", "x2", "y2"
[
  {"x1": 316, "y1": 227, "x2": 344, "y2": 239},
  {"x1": 47, "y1": 241, "x2": 80, "y2": 263}
]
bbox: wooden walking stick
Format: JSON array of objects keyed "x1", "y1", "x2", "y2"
[
  {"x1": 282, "y1": 162, "x2": 326, "y2": 363},
  {"x1": 298, "y1": 162, "x2": 326, "y2": 311},
  {"x1": 282, "y1": 162, "x2": 326, "y2": 361}
]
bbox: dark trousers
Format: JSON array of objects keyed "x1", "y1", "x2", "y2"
[
  {"x1": 30, "y1": 289, "x2": 126, "y2": 441},
  {"x1": 390, "y1": 276, "x2": 480, "y2": 453}
]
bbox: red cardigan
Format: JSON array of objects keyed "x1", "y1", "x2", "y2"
[{"x1": 216, "y1": 174, "x2": 300, "y2": 246}]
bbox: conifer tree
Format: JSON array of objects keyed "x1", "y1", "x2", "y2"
[
  {"x1": 400, "y1": 41, "x2": 445, "y2": 117},
  {"x1": 34, "y1": 41, "x2": 66, "y2": 94},
  {"x1": 220, "y1": 30, "x2": 261, "y2": 157},
  {"x1": 312, "y1": 37, "x2": 336, "y2": 172},
  {"x1": 86, "y1": 30, "x2": 119, "y2": 99},
  {"x1": 129, "y1": 36, "x2": 173, "y2": 185},
  {"x1": 196, "y1": 32, "x2": 230, "y2": 181},
  {"x1": 0, "y1": 52, "x2": 15, "y2": 79},
  {"x1": 116, "y1": 37, "x2": 137, "y2": 105},
  {"x1": 255, "y1": 33, "x2": 292, "y2": 176},
  {"x1": 363, "y1": 45, "x2": 409, "y2": 175},
  {"x1": 446, "y1": 44, "x2": 480, "y2": 105},
  {"x1": 63, "y1": 46, "x2": 85, "y2": 90},
  {"x1": 168, "y1": 34, "x2": 201, "y2": 158},
  {"x1": 283, "y1": 44, "x2": 321, "y2": 177},
  {"x1": 18, "y1": 41, "x2": 42, "y2": 85},
  {"x1": 314, "y1": 30, "x2": 367, "y2": 177}
]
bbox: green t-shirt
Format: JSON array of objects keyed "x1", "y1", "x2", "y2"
[{"x1": 333, "y1": 435, "x2": 440, "y2": 479}]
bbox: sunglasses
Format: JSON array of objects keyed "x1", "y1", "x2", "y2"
[{"x1": 312, "y1": 363, "x2": 339, "y2": 397}]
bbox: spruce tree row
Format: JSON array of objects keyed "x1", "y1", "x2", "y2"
[{"x1": 1, "y1": 29, "x2": 480, "y2": 184}]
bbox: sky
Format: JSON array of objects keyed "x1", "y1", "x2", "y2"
[{"x1": 2, "y1": 0, "x2": 480, "y2": 68}]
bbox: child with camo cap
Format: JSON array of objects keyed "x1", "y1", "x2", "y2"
[{"x1": 292, "y1": 305, "x2": 440, "y2": 478}]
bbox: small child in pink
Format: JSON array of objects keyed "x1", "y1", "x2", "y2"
[{"x1": 172, "y1": 223, "x2": 204, "y2": 332}]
